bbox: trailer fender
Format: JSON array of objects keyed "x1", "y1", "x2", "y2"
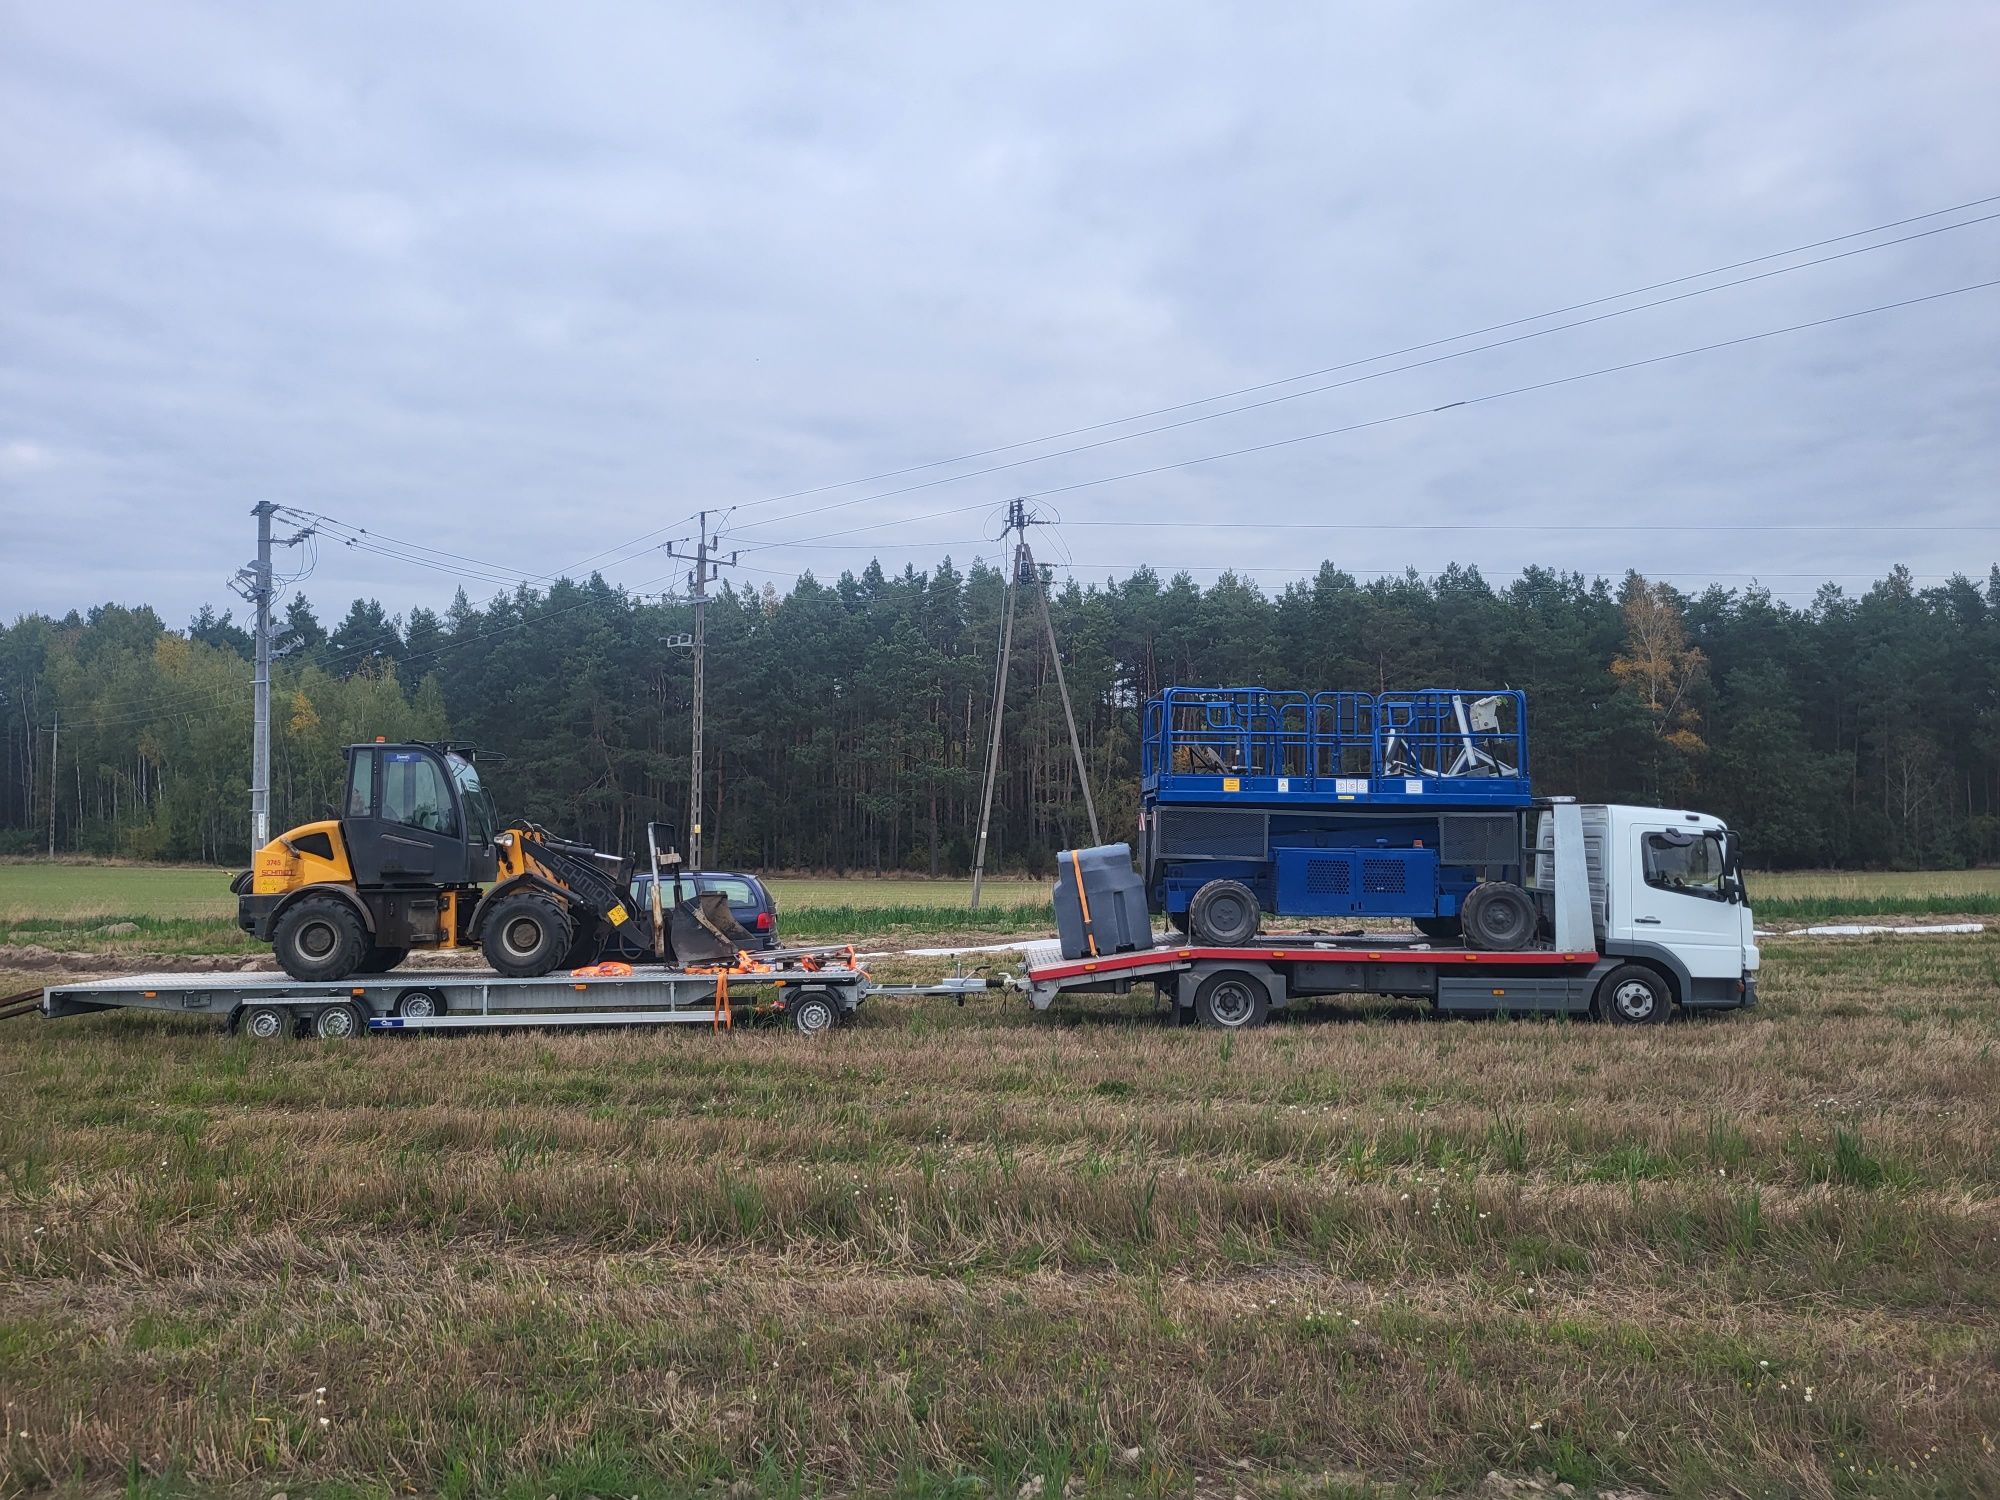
[
  {"x1": 1174, "y1": 960, "x2": 1286, "y2": 1012},
  {"x1": 466, "y1": 872, "x2": 580, "y2": 939},
  {"x1": 265, "y1": 882, "x2": 376, "y2": 938}
]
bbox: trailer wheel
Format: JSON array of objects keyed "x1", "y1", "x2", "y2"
[
  {"x1": 1594, "y1": 963, "x2": 1672, "y2": 1025},
  {"x1": 395, "y1": 989, "x2": 446, "y2": 1019},
  {"x1": 1194, "y1": 968, "x2": 1270, "y2": 1030},
  {"x1": 1187, "y1": 880, "x2": 1261, "y2": 946},
  {"x1": 480, "y1": 893, "x2": 574, "y2": 977},
  {"x1": 312, "y1": 1002, "x2": 365, "y2": 1041},
  {"x1": 272, "y1": 895, "x2": 369, "y2": 981},
  {"x1": 1461, "y1": 881, "x2": 1536, "y2": 951},
  {"x1": 241, "y1": 1004, "x2": 291, "y2": 1041},
  {"x1": 788, "y1": 989, "x2": 841, "y2": 1038}
]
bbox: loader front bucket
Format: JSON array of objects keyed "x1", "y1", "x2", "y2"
[{"x1": 668, "y1": 890, "x2": 756, "y2": 966}]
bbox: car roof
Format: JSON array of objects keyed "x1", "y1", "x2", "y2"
[{"x1": 636, "y1": 870, "x2": 765, "y2": 885}]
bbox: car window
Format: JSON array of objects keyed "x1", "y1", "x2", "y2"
[
  {"x1": 698, "y1": 877, "x2": 757, "y2": 905},
  {"x1": 381, "y1": 750, "x2": 457, "y2": 835},
  {"x1": 1643, "y1": 832, "x2": 1725, "y2": 900}
]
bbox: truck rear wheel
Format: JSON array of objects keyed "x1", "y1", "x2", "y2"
[
  {"x1": 1194, "y1": 968, "x2": 1270, "y2": 1029},
  {"x1": 1187, "y1": 879, "x2": 1261, "y2": 946},
  {"x1": 272, "y1": 895, "x2": 369, "y2": 981},
  {"x1": 1594, "y1": 963, "x2": 1672, "y2": 1025},
  {"x1": 1461, "y1": 881, "x2": 1536, "y2": 951},
  {"x1": 480, "y1": 892, "x2": 574, "y2": 977}
]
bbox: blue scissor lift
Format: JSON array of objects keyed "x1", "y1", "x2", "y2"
[{"x1": 1138, "y1": 688, "x2": 1540, "y2": 948}]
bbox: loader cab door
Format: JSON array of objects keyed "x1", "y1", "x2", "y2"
[{"x1": 341, "y1": 745, "x2": 481, "y2": 888}]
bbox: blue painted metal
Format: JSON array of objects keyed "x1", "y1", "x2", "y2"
[
  {"x1": 1141, "y1": 687, "x2": 1531, "y2": 926},
  {"x1": 1141, "y1": 687, "x2": 1530, "y2": 807}
]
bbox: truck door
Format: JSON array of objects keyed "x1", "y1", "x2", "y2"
[{"x1": 1624, "y1": 825, "x2": 1742, "y2": 979}]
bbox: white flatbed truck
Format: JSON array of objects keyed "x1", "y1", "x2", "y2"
[{"x1": 1015, "y1": 801, "x2": 1761, "y2": 1026}]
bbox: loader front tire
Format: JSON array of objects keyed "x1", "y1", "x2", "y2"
[
  {"x1": 273, "y1": 895, "x2": 369, "y2": 982},
  {"x1": 481, "y1": 892, "x2": 574, "y2": 978}
]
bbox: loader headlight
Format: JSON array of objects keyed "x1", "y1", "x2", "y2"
[{"x1": 494, "y1": 831, "x2": 515, "y2": 850}]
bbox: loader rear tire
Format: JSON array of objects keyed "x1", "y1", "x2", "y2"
[
  {"x1": 481, "y1": 892, "x2": 574, "y2": 978},
  {"x1": 356, "y1": 944, "x2": 408, "y2": 974},
  {"x1": 272, "y1": 895, "x2": 369, "y2": 982}
]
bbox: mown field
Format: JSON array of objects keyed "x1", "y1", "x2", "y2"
[{"x1": 3, "y1": 914, "x2": 1999, "y2": 1496}]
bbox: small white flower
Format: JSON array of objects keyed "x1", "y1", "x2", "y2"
[
  {"x1": 1529, "y1": 1421, "x2": 1543, "y2": 1431},
  {"x1": 318, "y1": 1417, "x2": 330, "y2": 1427}
]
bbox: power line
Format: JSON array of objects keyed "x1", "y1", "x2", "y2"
[{"x1": 721, "y1": 209, "x2": 2000, "y2": 541}]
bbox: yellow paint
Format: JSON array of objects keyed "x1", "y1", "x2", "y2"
[{"x1": 250, "y1": 820, "x2": 352, "y2": 895}]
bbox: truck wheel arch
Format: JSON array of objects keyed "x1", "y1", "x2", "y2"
[
  {"x1": 1593, "y1": 941, "x2": 1689, "y2": 1006},
  {"x1": 1176, "y1": 961, "x2": 1286, "y2": 1015}
]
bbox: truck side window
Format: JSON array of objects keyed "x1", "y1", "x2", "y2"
[
  {"x1": 382, "y1": 751, "x2": 458, "y2": 836},
  {"x1": 1643, "y1": 832, "x2": 1726, "y2": 900},
  {"x1": 346, "y1": 752, "x2": 374, "y2": 818}
]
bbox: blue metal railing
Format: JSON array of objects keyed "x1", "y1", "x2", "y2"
[{"x1": 1141, "y1": 686, "x2": 1529, "y2": 800}]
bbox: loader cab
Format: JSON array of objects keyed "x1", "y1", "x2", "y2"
[{"x1": 340, "y1": 743, "x2": 500, "y2": 889}]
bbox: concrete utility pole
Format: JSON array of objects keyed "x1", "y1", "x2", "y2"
[
  {"x1": 664, "y1": 511, "x2": 738, "y2": 870},
  {"x1": 969, "y1": 498, "x2": 1100, "y2": 908},
  {"x1": 232, "y1": 504, "x2": 315, "y2": 857},
  {"x1": 47, "y1": 710, "x2": 57, "y2": 857}
]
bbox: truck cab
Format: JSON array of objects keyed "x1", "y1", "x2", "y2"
[{"x1": 1537, "y1": 803, "x2": 1759, "y2": 1010}]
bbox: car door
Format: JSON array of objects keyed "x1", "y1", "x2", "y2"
[{"x1": 1624, "y1": 824, "x2": 1743, "y2": 979}]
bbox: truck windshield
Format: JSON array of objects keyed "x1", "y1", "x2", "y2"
[{"x1": 446, "y1": 753, "x2": 496, "y2": 845}]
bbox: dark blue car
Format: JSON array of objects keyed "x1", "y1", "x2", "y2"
[{"x1": 615, "y1": 870, "x2": 780, "y2": 956}]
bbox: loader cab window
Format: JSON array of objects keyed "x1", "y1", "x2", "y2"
[
  {"x1": 1643, "y1": 830, "x2": 1727, "y2": 901},
  {"x1": 446, "y1": 752, "x2": 495, "y2": 845},
  {"x1": 382, "y1": 750, "x2": 457, "y2": 836},
  {"x1": 345, "y1": 751, "x2": 374, "y2": 818}
]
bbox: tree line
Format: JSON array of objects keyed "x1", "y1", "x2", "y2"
[{"x1": 3, "y1": 558, "x2": 1997, "y2": 873}]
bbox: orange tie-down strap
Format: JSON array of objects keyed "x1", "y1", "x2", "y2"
[
  {"x1": 713, "y1": 971, "x2": 731, "y2": 1031},
  {"x1": 1070, "y1": 849, "x2": 1099, "y2": 957},
  {"x1": 570, "y1": 961, "x2": 635, "y2": 978}
]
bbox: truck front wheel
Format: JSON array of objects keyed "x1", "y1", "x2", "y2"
[
  {"x1": 1187, "y1": 880, "x2": 1261, "y2": 946},
  {"x1": 1594, "y1": 963, "x2": 1672, "y2": 1025}
]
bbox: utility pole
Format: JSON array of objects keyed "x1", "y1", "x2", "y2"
[
  {"x1": 232, "y1": 504, "x2": 315, "y2": 856},
  {"x1": 663, "y1": 511, "x2": 738, "y2": 870},
  {"x1": 47, "y1": 710, "x2": 57, "y2": 857},
  {"x1": 969, "y1": 499, "x2": 1100, "y2": 907}
]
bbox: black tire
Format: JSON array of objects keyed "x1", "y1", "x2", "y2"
[
  {"x1": 240, "y1": 1004, "x2": 291, "y2": 1041},
  {"x1": 1461, "y1": 881, "x2": 1536, "y2": 952},
  {"x1": 395, "y1": 989, "x2": 447, "y2": 1019},
  {"x1": 1594, "y1": 963, "x2": 1672, "y2": 1026},
  {"x1": 1193, "y1": 968, "x2": 1270, "y2": 1030},
  {"x1": 788, "y1": 988, "x2": 841, "y2": 1038},
  {"x1": 311, "y1": 1002, "x2": 365, "y2": 1041},
  {"x1": 272, "y1": 895, "x2": 369, "y2": 982},
  {"x1": 356, "y1": 944, "x2": 409, "y2": 975},
  {"x1": 561, "y1": 922, "x2": 607, "y2": 970},
  {"x1": 1187, "y1": 879, "x2": 1261, "y2": 946},
  {"x1": 479, "y1": 892, "x2": 574, "y2": 977},
  {"x1": 1413, "y1": 915, "x2": 1463, "y2": 944}
]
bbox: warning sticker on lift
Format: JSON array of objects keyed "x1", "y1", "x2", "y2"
[
  {"x1": 1335, "y1": 778, "x2": 1367, "y2": 795},
  {"x1": 1222, "y1": 777, "x2": 1240, "y2": 792},
  {"x1": 1405, "y1": 779, "x2": 1425, "y2": 795}
]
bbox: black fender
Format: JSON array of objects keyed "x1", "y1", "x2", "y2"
[
  {"x1": 269, "y1": 882, "x2": 377, "y2": 936},
  {"x1": 466, "y1": 872, "x2": 578, "y2": 940}
]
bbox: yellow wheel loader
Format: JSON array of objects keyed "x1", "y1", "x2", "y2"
[{"x1": 233, "y1": 741, "x2": 753, "y2": 982}]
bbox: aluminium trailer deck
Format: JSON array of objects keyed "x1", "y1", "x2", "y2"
[{"x1": 38, "y1": 962, "x2": 869, "y2": 1039}]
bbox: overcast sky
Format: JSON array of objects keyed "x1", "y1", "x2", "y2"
[{"x1": 3, "y1": 1, "x2": 1997, "y2": 629}]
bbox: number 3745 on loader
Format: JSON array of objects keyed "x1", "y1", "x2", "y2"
[{"x1": 232, "y1": 741, "x2": 753, "y2": 982}]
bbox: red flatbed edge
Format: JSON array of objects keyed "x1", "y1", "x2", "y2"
[{"x1": 1024, "y1": 943, "x2": 1600, "y2": 984}]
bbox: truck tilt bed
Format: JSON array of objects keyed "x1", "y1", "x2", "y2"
[{"x1": 1018, "y1": 934, "x2": 1608, "y2": 1021}]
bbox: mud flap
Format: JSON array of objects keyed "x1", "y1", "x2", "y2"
[{"x1": 668, "y1": 890, "x2": 756, "y2": 965}]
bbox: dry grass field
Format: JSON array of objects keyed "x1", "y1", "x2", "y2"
[{"x1": 3, "y1": 921, "x2": 1998, "y2": 1497}]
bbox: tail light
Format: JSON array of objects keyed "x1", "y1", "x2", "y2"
[{"x1": 756, "y1": 911, "x2": 773, "y2": 931}]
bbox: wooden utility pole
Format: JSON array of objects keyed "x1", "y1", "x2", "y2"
[{"x1": 969, "y1": 499, "x2": 1100, "y2": 907}]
